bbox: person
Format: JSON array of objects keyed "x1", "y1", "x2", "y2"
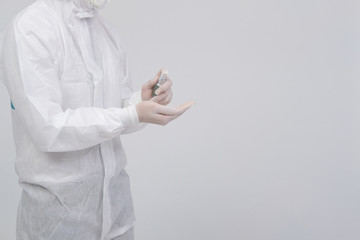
[{"x1": 0, "y1": 0, "x2": 194, "y2": 239}]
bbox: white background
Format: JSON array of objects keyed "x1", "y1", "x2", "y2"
[{"x1": 1, "y1": 0, "x2": 360, "y2": 239}]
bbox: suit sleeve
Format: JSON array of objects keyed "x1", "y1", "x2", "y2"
[
  {"x1": 118, "y1": 49, "x2": 148, "y2": 134},
  {"x1": 0, "y1": 17, "x2": 140, "y2": 152}
]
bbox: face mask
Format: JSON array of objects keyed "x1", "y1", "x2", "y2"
[
  {"x1": 89, "y1": 0, "x2": 107, "y2": 9},
  {"x1": 73, "y1": 0, "x2": 108, "y2": 10}
]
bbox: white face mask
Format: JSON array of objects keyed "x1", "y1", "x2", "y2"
[
  {"x1": 73, "y1": 0, "x2": 108, "y2": 10},
  {"x1": 89, "y1": 0, "x2": 107, "y2": 9}
]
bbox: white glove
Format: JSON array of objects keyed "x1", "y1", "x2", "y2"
[
  {"x1": 136, "y1": 101, "x2": 194, "y2": 125},
  {"x1": 141, "y1": 69, "x2": 173, "y2": 106}
]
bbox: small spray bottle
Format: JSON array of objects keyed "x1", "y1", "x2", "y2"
[{"x1": 152, "y1": 70, "x2": 169, "y2": 97}]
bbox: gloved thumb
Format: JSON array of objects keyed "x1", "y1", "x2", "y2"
[
  {"x1": 143, "y1": 68, "x2": 167, "y2": 89},
  {"x1": 143, "y1": 77, "x2": 158, "y2": 89}
]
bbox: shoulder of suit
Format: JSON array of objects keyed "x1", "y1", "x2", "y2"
[{"x1": 12, "y1": 1, "x2": 59, "y2": 37}]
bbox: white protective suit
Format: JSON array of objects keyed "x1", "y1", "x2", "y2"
[{"x1": 0, "y1": 0, "x2": 146, "y2": 239}]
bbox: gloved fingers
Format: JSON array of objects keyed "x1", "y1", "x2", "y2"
[
  {"x1": 143, "y1": 76, "x2": 159, "y2": 89},
  {"x1": 165, "y1": 101, "x2": 194, "y2": 123},
  {"x1": 156, "y1": 100, "x2": 193, "y2": 116},
  {"x1": 154, "y1": 101, "x2": 194, "y2": 125},
  {"x1": 150, "y1": 95, "x2": 159, "y2": 103},
  {"x1": 154, "y1": 89, "x2": 172, "y2": 104},
  {"x1": 155, "y1": 104, "x2": 178, "y2": 116},
  {"x1": 152, "y1": 89, "x2": 172, "y2": 105},
  {"x1": 155, "y1": 77, "x2": 173, "y2": 95},
  {"x1": 150, "y1": 94, "x2": 163, "y2": 103},
  {"x1": 173, "y1": 101, "x2": 194, "y2": 117},
  {"x1": 162, "y1": 90, "x2": 173, "y2": 106}
]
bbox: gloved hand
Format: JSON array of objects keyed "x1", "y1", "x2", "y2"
[
  {"x1": 141, "y1": 69, "x2": 173, "y2": 106},
  {"x1": 136, "y1": 101, "x2": 194, "y2": 125}
]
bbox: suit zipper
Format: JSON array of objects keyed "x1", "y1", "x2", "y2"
[{"x1": 88, "y1": 79, "x2": 95, "y2": 106}]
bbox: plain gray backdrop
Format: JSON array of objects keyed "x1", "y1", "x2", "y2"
[{"x1": 1, "y1": 0, "x2": 360, "y2": 239}]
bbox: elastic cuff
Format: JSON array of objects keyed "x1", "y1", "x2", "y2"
[
  {"x1": 127, "y1": 105, "x2": 140, "y2": 126},
  {"x1": 117, "y1": 105, "x2": 140, "y2": 129}
]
